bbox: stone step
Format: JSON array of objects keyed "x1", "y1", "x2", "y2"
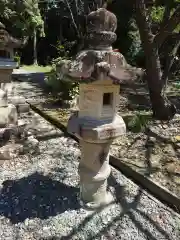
[
  {"x1": 0, "y1": 89, "x2": 8, "y2": 107},
  {"x1": 0, "y1": 104, "x2": 17, "y2": 128},
  {"x1": 0, "y1": 143, "x2": 23, "y2": 160},
  {"x1": 10, "y1": 96, "x2": 30, "y2": 113}
]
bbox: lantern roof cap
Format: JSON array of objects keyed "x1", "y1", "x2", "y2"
[{"x1": 0, "y1": 23, "x2": 21, "y2": 48}]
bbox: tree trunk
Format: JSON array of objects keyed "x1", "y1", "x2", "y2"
[
  {"x1": 64, "y1": 0, "x2": 80, "y2": 38},
  {"x1": 33, "y1": 28, "x2": 38, "y2": 65},
  {"x1": 146, "y1": 47, "x2": 176, "y2": 120},
  {"x1": 133, "y1": 0, "x2": 177, "y2": 120},
  {"x1": 161, "y1": 36, "x2": 180, "y2": 90}
]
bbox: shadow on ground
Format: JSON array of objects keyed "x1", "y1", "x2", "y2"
[
  {"x1": 43, "y1": 174, "x2": 173, "y2": 240},
  {"x1": 0, "y1": 172, "x2": 80, "y2": 224},
  {"x1": 0, "y1": 171, "x2": 174, "y2": 240}
]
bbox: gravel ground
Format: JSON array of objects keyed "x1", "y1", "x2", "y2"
[
  {"x1": 110, "y1": 116, "x2": 180, "y2": 198},
  {"x1": 5, "y1": 76, "x2": 179, "y2": 240},
  {"x1": 0, "y1": 111, "x2": 180, "y2": 240}
]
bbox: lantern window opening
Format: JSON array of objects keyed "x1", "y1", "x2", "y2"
[{"x1": 103, "y1": 92, "x2": 113, "y2": 106}]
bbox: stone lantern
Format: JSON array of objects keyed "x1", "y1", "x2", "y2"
[
  {"x1": 0, "y1": 22, "x2": 21, "y2": 59},
  {"x1": 0, "y1": 22, "x2": 21, "y2": 95},
  {"x1": 0, "y1": 23, "x2": 37, "y2": 162},
  {"x1": 58, "y1": 8, "x2": 139, "y2": 209}
]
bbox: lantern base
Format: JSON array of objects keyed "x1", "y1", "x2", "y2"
[{"x1": 80, "y1": 190, "x2": 114, "y2": 210}]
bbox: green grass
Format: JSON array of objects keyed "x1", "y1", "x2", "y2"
[{"x1": 21, "y1": 65, "x2": 52, "y2": 73}]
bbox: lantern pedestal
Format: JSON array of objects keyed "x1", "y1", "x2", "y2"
[
  {"x1": 79, "y1": 140, "x2": 113, "y2": 208},
  {"x1": 68, "y1": 113, "x2": 126, "y2": 209}
]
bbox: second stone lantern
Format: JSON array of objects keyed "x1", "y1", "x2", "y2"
[{"x1": 57, "y1": 8, "x2": 138, "y2": 209}]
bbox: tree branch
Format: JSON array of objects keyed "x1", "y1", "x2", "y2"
[
  {"x1": 161, "y1": 3, "x2": 171, "y2": 27},
  {"x1": 64, "y1": 0, "x2": 80, "y2": 37},
  {"x1": 161, "y1": 33, "x2": 180, "y2": 88},
  {"x1": 133, "y1": 0, "x2": 154, "y2": 51},
  {"x1": 153, "y1": 5, "x2": 180, "y2": 48},
  {"x1": 133, "y1": 0, "x2": 162, "y2": 91}
]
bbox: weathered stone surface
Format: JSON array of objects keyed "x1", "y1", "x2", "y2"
[
  {"x1": 7, "y1": 124, "x2": 18, "y2": 135},
  {"x1": 57, "y1": 8, "x2": 130, "y2": 208},
  {"x1": 17, "y1": 119, "x2": 26, "y2": 131},
  {"x1": 0, "y1": 23, "x2": 21, "y2": 49},
  {"x1": 0, "y1": 104, "x2": 18, "y2": 127},
  {"x1": 86, "y1": 8, "x2": 117, "y2": 49},
  {"x1": 0, "y1": 143, "x2": 23, "y2": 160},
  {"x1": 0, "y1": 25, "x2": 31, "y2": 163},
  {"x1": 78, "y1": 83, "x2": 119, "y2": 119},
  {"x1": 79, "y1": 140, "x2": 114, "y2": 208},
  {"x1": 1, "y1": 82, "x2": 15, "y2": 96},
  {"x1": 10, "y1": 96, "x2": 30, "y2": 113},
  {"x1": 0, "y1": 68, "x2": 13, "y2": 83},
  {"x1": 17, "y1": 103, "x2": 30, "y2": 113},
  {"x1": 23, "y1": 136, "x2": 39, "y2": 154},
  {"x1": 0, "y1": 127, "x2": 16, "y2": 142},
  {"x1": 10, "y1": 96, "x2": 26, "y2": 105},
  {"x1": 68, "y1": 114, "x2": 126, "y2": 142},
  {"x1": 58, "y1": 50, "x2": 138, "y2": 84},
  {"x1": 57, "y1": 8, "x2": 143, "y2": 84},
  {"x1": 17, "y1": 119, "x2": 27, "y2": 137},
  {"x1": 0, "y1": 128, "x2": 10, "y2": 141},
  {"x1": 0, "y1": 88, "x2": 8, "y2": 107}
]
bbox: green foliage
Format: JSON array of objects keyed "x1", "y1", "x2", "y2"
[
  {"x1": 23, "y1": 0, "x2": 45, "y2": 36},
  {"x1": 173, "y1": 81, "x2": 180, "y2": 89},
  {"x1": 126, "y1": 20, "x2": 142, "y2": 65},
  {"x1": 21, "y1": 64, "x2": 52, "y2": 72},
  {"x1": 150, "y1": 3, "x2": 180, "y2": 33},
  {"x1": 54, "y1": 40, "x2": 76, "y2": 59},
  {"x1": 150, "y1": 6, "x2": 165, "y2": 23},
  {"x1": 0, "y1": 0, "x2": 44, "y2": 38},
  {"x1": 127, "y1": 113, "x2": 150, "y2": 133},
  {"x1": 14, "y1": 53, "x2": 21, "y2": 66},
  {"x1": 45, "y1": 57, "x2": 79, "y2": 101}
]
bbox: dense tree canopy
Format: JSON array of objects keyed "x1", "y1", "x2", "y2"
[
  {"x1": 0, "y1": 0, "x2": 44, "y2": 64},
  {"x1": 0, "y1": 0, "x2": 44, "y2": 37}
]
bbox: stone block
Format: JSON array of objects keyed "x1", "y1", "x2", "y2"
[
  {"x1": 0, "y1": 89, "x2": 8, "y2": 107},
  {"x1": 0, "y1": 104, "x2": 18, "y2": 127},
  {"x1": 10, "y1": 96, "x2": 26, "y2": 105},
  {"x1": 17, "y1": 119, "x2": 27, "y2": 135},
  {"x1": 7, "y1": 124, "x2": 19, "y2": 136},
  {"x1": 1, "y1": 82, "x2": 15, "y2": 96},
  {"x1": 78, "y1": 83, "x2": 120, "y2": 119},
  {"x1": 10, "y1": 96, "x2": 30, "y2": 113},
  {"x1": 0, "y1": 144, "x2": 23, "y2": 160},
  {"x1": 17, "y1": 103, "x2": 30, "y2": 113},
  {"x1": 68, "y1": 113, "x2": 126, "y2": 142},
  {"x1": 23, "y1": 136, "x2": 39, "y2": 154},
  {"x1": 0, "y1": 68, "x2": 12, "y2": 83},
  {"x1": 0, "y1": 128, "x2": 12, "y2": 142}
]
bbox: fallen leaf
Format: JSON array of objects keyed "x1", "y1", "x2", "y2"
[{"x1": 174, "y1": 136, "x2": 180, "y2": 142}]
